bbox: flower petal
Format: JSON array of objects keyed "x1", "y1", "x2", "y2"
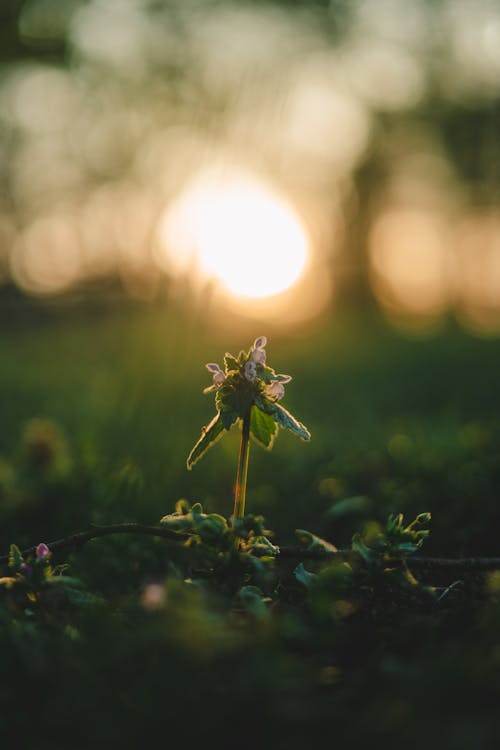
[
  {"x1": 213, "y1": 371, "x2": 225, "y2": 386},
  {"x1": 253, "y1": 336, "x2": 267, "y2": 350},
  {"x1": 252, "y1": 348, "x2": 266, "y2": 364},
  {"x1": 265, "y1": 381, "x2": 285, "y2": 401},
  {"x1": 206, "y1": 363, "x2": 222, "y2": 373},
  {"x1": 244, "y1": 360, "x2": 257, "y2": 381}
]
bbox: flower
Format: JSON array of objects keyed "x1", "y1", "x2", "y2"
[
  {"x1": 244, "y1": 360, "x2": 257, "y2": 381},
  {"x1": 265, "y1": 381, "x2": 285, "y2": 401},
  {"x1": 253, "y1": 336, "x2": 267, "y2": 350},
  {"x1": 251, "y1": 336, "x2": 267, "y2": 364},
  {"x1": 252, "y1": 348, "x2": 266, "y2": 364},
  {"x1": 264, "y1": 374, "x2": 291, "y2": 401},
  {"x1": 205, "y1": 362, "x2": 225, "y2": 387},
  {"x1": 35, "y1": 543, "x2": 50, "y2": 560}
]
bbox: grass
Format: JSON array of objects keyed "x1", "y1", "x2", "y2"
[
  {"x1": 1, "y1": 300, "x2": 500, "y2": 748},
  {"x1": 1, "y1": 302, "x2": 499, "y2": 548}
]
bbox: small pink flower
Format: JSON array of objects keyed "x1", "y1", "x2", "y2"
[
  {"x1": 265, "y1": 381, "x2": 285, "y2": 401},
  {"x1": 35, "y1": 543, "x2": 50, "y2": 560},
  {"x1": 252, "y1": 348, "x2": 266, "y2": 364},
  {"x1": 251, "y1": 336, "x2": 267, "y2": 364},
  {"x1": 253, "y1": 336, "x2": 267, "y2": 350},
  {"x1": 205, "y1": 363, "x2": 225, "y2": 387}
]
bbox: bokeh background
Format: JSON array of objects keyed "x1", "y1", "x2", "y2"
[
  {"x1": 2, "y1": 3, "x2": 500, "y2": 748},
  {"x1": 1, "y1": 0, "x2": 500, "y2": 543},
  {"x1": 1, "y1": 0, "x2": 500, "y2": 331}
]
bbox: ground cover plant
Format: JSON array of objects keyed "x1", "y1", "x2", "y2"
[{"x1": 1, "y1": 305, "x2": 500, "y2": 749}]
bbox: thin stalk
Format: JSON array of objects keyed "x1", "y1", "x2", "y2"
[{"x1": 233, "y1": 409, "x2": 251, "y2": 520}]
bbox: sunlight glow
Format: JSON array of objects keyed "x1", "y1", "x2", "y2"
[
  {"x1": 369, "y1": 208, "x2": 452, "y2": 317},
  {"x1": 158, "y1": 173, "x2": 309, "y2": 299}
]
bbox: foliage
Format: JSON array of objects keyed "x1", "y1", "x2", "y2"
[
  {"x1": 1, "y1": 310, "x2": 500, "y2": 747},
  {"x1": 1, "y1": 504, "x2": 435, "y2": 627},
  {"x1": 0, "y1": 541, "x2": 96, "y2": 624},
  {"x1": 187, "y1": 336, "x2": 310, "y2": 469}
]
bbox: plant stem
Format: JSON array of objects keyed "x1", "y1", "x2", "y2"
[
  {"x1": 233, "y1": 409, "x2": 251, "y2": 520},
  {"x1": 3, "y1": 523, "x2": 500, "y2": 574}
]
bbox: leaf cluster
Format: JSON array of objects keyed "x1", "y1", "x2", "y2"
[
  {"x1": 0, "y1": 542, "x2": 95, "y2": 621},
  {"x1": 187, "y1": 342, "x2": 310, "y2": 469},
  {"x1": 351, "y1": 512, "x2": 432, "y2": 568}
]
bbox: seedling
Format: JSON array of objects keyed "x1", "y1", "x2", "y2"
[{"x1": 187, "y1": 336, "x2": 311, "y2": 519}]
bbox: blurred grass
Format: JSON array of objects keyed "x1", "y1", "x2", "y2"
[
  {"x1": 2, "y1": 302, "x2": 500, "y2": 749},
  {"x1": 1, "y1": 303, "x2": 499, "y2": 554}
]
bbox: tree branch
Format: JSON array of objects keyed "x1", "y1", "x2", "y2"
[
  {"x1": 277, "y1": 546, "x2": 500, "y2": 571},
  {"x1": 1, "y1": 524, "x2": 500, "y2": 573},
  {"x1": 0, "y1": 523, "x2": 188, "y2": 565}
]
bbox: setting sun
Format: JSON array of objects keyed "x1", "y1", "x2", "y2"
[{"x1": 158, "y1": 172, "x2": 309, "y2": 299}]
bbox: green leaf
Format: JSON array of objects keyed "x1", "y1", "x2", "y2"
[
  {"x1": 325, "y1": 495, "x2": 373, "y2": 519},
  {"x1": 250, "y1": 406, "x2": 277, "y2": 449},
  {"x1": 186, "y1": 412, "x2": 225, "y2": 470},
  {"x1": 272, "y1": 403, "x2": 311, "y2": 441},
  {"x1": 223, "y1": 353, "x2": 239, "y2": 372},
  {"x1": 160, "y1": 511, "x2": 194, "y2": 531},
  {"x1": 295, "y1": 529, "x2": 338, "y2": 553},
  {"x1": 351, "y1": 533, "x2": 376, "y2": 565},
  {"x1": 8, "y1": 544, "x2": 24, "y2": 571},
  {"x1": 236, "y1": 586, "x2": 269, "y2": 619},
  {"x1": 294, "y1": 563, "x2": 318, "y2": 589},
  {"x1": 256, "y1": 396, "x2": 311, "y2": 441},
  {"x1": 257, "y1": 365, "x2": 278, "y2": 384},
  {"x1": 247, "y1": 534, "x2": 279, "y2": 556},
  {"x1": 194, "y1": 514, "x2": 228, "y2": 544},
  {"x1": 216, "y1": 382, "x2": 252, "y2": 423}
]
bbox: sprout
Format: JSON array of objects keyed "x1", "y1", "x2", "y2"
[{"x1": 187, "y1": 336, "x2": 311, "y2": 520}]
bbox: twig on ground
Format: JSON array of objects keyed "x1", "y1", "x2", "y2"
[{"x1": 1, "y1": 524, "x2": 500, "y2": 572}]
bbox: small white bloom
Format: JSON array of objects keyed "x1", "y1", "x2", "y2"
[
  {"x1": 244, "y1": 360, "x2": 257, "y2": 381},
  {"x1": 205, "y1": 362, "x2": 225, "y2": 387},
  {"x1": 251, "y1": 335, "x2": 267, "y2": 364},
  {"x1": 213, "y1": 370, "x2": 225, "y2": 387},
  {"x1": 252, "y1": 347, "x2": 266, "y2": 364},
  {"x1": 265, "y1": 381, "x2": 285, "y2": 401},
  {"x1": 253, "y1": 336, "x2": 267, "y2": 350}
]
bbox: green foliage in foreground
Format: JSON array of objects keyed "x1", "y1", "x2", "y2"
[
  {"x1": 1, "y1": 308, "x2": 500, "y2": 748},
  {"x1": 1, "y1": 502, "x2": 500, "y2": 749}
]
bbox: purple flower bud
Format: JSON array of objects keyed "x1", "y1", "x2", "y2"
[{"x1": 36, "y1": 543, "x2": 50, "y2": 560}]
